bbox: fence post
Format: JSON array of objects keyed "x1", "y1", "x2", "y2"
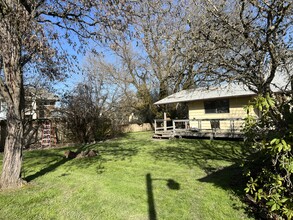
[{"x1": 154, "y1": 120, "x2": 157, "y2": 134}]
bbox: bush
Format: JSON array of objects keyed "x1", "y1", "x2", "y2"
[
  {"x1": 59, "y1": 84, "x2": 118, "y2": 143},
  {"x1": 243, "y1": 94, "x2": 293, "y2": 219}
]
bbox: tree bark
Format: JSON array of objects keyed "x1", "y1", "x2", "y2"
[
  {"x1": 0, "y1": 59, "x2": 25, "y2": 188},
  {"x1": 0, "y1": 11, "x2": 25, "y2": 188},
  {"x1": 0, "y1": 118, "x2": 24, "y2": 189},
  {"x1": 0, "y1": 70, "x2": 25, "y2": 189}
]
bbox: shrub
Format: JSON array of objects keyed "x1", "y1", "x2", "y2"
[{"x1": 243, "y1": 94, "x2": 293, "y2": 219}]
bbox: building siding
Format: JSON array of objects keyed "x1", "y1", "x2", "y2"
[{"x1": 188, "y1": 96, "x2": 257, "y2": 130}]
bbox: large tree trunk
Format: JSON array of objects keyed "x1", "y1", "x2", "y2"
[
  {"x1": 0, "y1": 75, "x2": 25, "y2": 189},
  {"x1": 0, "y1": 60, "x2": 25, "y2": 189},
  {"x1": 0, "y1": 11, "x2": 25, "y2": 188},
  {"x1": 0, "y1": 117, "x2": 24, "y2": 189},
  {"x1": 0, "y1": 70, "x2": 25, "y2": 189}
]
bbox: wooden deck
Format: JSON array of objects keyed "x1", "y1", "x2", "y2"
[{"x1": 153, "y1": 118, "x2": 245, "y2": 139}]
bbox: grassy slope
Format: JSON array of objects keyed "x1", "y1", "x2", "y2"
[{"x1": 0, "y1": 132, "x2": 252, "y2": 220}]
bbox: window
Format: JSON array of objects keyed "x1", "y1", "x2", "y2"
[
  {"x1": 204, "y1": 99, "x2": 229, "y2": 114},
  {"x1": 39, "y1": 109, "x2": 45, "y2": 118}
]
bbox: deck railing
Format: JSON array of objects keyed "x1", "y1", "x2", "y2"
[
  {"x1": 154, "y1": 119, "x2": 173, "y2": 132},
  {"x1": 154, "y1": 118, "x2": 245, "y2": 134}
]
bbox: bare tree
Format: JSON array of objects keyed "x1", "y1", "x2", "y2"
[
  {"x1": 83, "y1": 54, "x2": 138, "y2": 125},
  {"x1": 102, "y1": 2, "x2": 192, "y2": 92},
  {"x1": 60, "y1": 82, "x2": 110, "y2": 143},
  {"x1": 87, "y1": 0, "x2": 206, "y2": 122},
  {"x1": 187, "y1": 0, "x2": 292, "y2": 93},
  {"x1": 0, "y1": 0, "x2": 133, "y2": 189},
  {"x1": 85, "y1": 0, "x2": 291, "y2": 122},
  {"x1": 186, "y1": 1, "x2": 293, "y2": 217},
  {"x1": 120, "y1": 1, "x2": 204, "y2": 94}
]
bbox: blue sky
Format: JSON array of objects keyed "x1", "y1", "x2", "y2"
[{"x1": 52, "y1": 38, "x2": 116, "y2": 94}]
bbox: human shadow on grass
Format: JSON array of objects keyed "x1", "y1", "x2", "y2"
[{"x1": 146, "y1": 173, "x2": 180, "y2": 220}]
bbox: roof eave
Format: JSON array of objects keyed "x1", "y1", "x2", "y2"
[{"x1": 154, "y1": 93, "x2": 256, "y2": 105}]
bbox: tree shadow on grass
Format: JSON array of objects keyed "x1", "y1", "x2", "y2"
[
  {"x1": 24, "y1": 141, "x2": 141, "y2": 181},
  {"x1": 23, "y1": 145, "x2": 89, "y2": 181},
  {"x1": 198, "y1": 164, "x2": 258, "y2": 219},
  {"x1": 67, "y1": 142, "x2": 140, "y2": 174},
  {"x1": 150, "y1": 139, "x2": 246, "y2": 192},
  {"x1": 198, "y1": 164, "x2": 245, "y2": 196},
  {"x1": 150, "y1": 139, "x2": 256, "y2": 217},
  {"x1": 151, "y1": 139, "x2": 245, "y2": 173},
  {"x1": 24, "y1": 157, "x2": 73, "y2": 182}
]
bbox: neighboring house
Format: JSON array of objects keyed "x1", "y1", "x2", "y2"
[
  {"x1": 0, "y1": 88, "x2": 59, "y2": 150},
  {"x1": 0, "y1": 87, "x2": 59, "y2": 121},
  {"x1": 154, "y1": 73, "x2": 292, "y2": 139},
  {"x1": 24, "y1": 87, "x2": 59, "y2": 120}
]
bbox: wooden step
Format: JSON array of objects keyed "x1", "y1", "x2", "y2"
[{"x1": 152, "y1": 133, "x2": 173, "y2": 139}]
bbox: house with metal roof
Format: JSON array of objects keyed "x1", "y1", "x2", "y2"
[{"x1": 153, "y1": 73, "x2": 292, "y2": 139}]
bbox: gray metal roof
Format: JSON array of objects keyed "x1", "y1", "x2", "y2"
[
  {"x1": 155, "y1": 72, "x2": 292, "y2": 105},
  {"x1": 154, "y1": 83, "x2": 255, "y2": 105}
]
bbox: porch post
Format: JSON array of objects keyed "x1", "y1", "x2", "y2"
[
  {"x1": 164, "y1": 112, "x2": 167, "y2": 131},
  {"x1": 172, "y1": 120, "x2": 175, "y2": 133}
]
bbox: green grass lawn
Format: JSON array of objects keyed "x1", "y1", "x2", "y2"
[{"x1": 0, "y1": 132, "x2": 253, "y2": 220}]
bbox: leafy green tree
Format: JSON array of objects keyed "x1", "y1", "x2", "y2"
[{"x1": 244, "y1": 94, "x2": 293, "y2": 219}]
